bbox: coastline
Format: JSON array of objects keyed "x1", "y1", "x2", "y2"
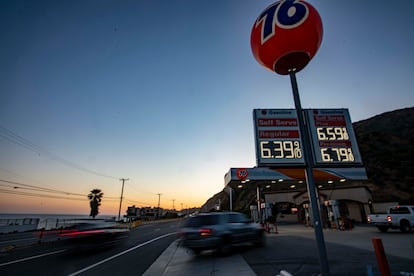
[{"x1": 0, "y1": 213, "x2": 117, "y2": 233}]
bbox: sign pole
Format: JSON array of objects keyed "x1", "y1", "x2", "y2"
[{"x1": 289, "y1": 69, "x2": 330, "y2": 276}]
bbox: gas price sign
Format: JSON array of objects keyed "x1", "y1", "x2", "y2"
[
  {"x1": 305, "y1": 109, "x2": 363, "y2": 166},
  {"x1": 254, "y1": 109, "x2": 305, "y2": 166}
]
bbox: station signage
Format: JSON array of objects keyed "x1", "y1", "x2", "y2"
[
  {"x1": 253, "y1": 108, "x2": 363, "y2": 167},
  {"x1": 253, "y1": 109, "x2": 305, "y2": 166},
  {"x1": 305, "y1": 109, "x2": 363, "y2": 166}
]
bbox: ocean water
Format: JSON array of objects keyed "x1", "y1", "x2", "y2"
[{"x1": 0, "y1": 213, "x2": 116, "y2": 230}]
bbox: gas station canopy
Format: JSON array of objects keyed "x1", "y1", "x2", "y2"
[{"x1": 224, "y1": 167, "x2": 367, "y2": 190}]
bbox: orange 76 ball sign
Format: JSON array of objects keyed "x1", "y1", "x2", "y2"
[{"x1": 251, "y1": 0, "x2": 323, "y2": 75}]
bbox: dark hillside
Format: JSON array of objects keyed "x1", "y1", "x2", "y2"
[{"x1": 354, "y1": 107, "x2": 414, "y2": 202}]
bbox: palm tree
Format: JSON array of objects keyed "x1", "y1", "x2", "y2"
[{"x1": 88, "y1": 189, "x2": 103, "y2": 218}]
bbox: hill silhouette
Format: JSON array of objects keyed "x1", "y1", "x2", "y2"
[
  {"x1": 202, "y1": 107, "x2": 414, "y2": 212},
  {"x1": 354, "y1": 107, "x2": 414, "y2": 203}
]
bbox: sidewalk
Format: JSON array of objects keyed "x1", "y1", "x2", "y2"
[{"x1": 142, "y1": 239, "x2": 256, "y2": 276}]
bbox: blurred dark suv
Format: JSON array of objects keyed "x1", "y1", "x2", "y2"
[{"x1": 178, "y1": 212, "x2": 265, "y2": 255}]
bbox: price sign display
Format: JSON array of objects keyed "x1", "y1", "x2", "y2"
[
  {"x1": 254, "y1": 109, "x2": 305, "y2": 166},
  {"x1": 305, "y1": 109, "x2": 363, "y2": 166}
]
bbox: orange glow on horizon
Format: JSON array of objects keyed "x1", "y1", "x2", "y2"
[{"x1": 0, "y1": 193, "x2": 203, "y2": 216}]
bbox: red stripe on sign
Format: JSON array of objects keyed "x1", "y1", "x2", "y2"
[
  {"x1": 319, "y1": 141, "x2": 352, "y2": 147},
  {"x1": 313, "y1": 115, "x2": 346, "y2": 126},
  {"x1": 257, "y1": 118, "x2": 298, "y2": 127},
  {"x1": 259, "y1": 130, "x2": 300, "y2": 139}
]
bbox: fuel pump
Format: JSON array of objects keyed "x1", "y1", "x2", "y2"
[{"x1": 325, "y1": 200, "x2": 341, "y2": 229}]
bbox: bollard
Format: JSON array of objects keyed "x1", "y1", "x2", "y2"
[{"x1": 372, "y1": 237, "x2": 391, "y2": 276}]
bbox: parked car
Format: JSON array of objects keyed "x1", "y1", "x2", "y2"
[
  {"x1": 178, "y1": 212, "x2": 265, "y2": 255},
  {"x1": 367, "y1": 205, "x2": 414, "y2": 233}
]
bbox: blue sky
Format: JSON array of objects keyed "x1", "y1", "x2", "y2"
[{"x1": 1, "y1": 0, "x2": 413, "y2": 215}]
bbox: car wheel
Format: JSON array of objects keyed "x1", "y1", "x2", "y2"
[
  {"x1": 218, "y1": 236, "x2": 232, "y2": 256},
  {"x1": 377, "y1": 226, "x2": 389, "y2": 233},
  {"x1": 400, "y1": 221, "x2": 411, "y2": 233},
  {"x1": 192, "y1": 249, "x2": 202, "y2": 255},
  {"x1": 255, "y1": 231, "x2": 265, "y2": 247}
]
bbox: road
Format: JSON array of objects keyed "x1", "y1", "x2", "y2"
[
  {"x1": 1, "y1": 221, "x2": 413, "y2": 276},
  {"x1": 0, "y1": 220, "x2": 181, "y2": 275}
]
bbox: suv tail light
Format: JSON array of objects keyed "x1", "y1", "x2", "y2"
[
  {"x1": 387, "y1": 215, "x2": 392, "y2": 222},
  {"x1": 199, "y1": 228, "x2": 213, "y2": 236},
  {"x1": 60, "y1": 229, "x2": 104, "y2": 237}
]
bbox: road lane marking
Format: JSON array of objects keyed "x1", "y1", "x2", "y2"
[
  {"x1": 68, "y1": 232, "x2": 176, "y2": 276},
  {"x1": 0, "y1": 238, "x2": 37, "y2": 245},
  {"x1": 0, "y1": 249, "x2": 66, "y2": 267}
]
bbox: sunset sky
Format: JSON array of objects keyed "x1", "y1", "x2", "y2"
[{"x1": 1, "y1": 0, "x2": 413, "y2": 216}]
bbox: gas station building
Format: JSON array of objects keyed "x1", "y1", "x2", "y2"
[{"x1": 224, "y1": 166, "x2": 371, "y2": 227}]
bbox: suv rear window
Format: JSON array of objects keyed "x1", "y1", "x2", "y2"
[
  {"x1": 184, "y1": 215, "x2": 220, "y2": 227},
  {"x1": 389, "y1": 207, "x2": 410, "y2": 214},
  {"x1": 228, "y1": 213, "x2": 249, "y2": 223}
]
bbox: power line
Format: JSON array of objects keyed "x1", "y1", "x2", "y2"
[
  {"x1": 0, "y1": 126, "x2": 42, "y2": 155},
  {"x1": 123, "y1": 197, "x2": 153, "y2": 207},
  {"x1": 124, "y1": 181, "x2": 180, "y2": 205},
  {"x1": 0, "y1": 179, "x2": 121, "y2": 201},
  {"x1": 0, "y1": 126, "x2": 185, "y2": 209},
  {"x1": 0, "y1": 188, "x2": 87, "y2": 201},
  {"x1": 0, "y1": 125, "x2": 119, "y2": 179},
  {"x1": 0, "y1": 179, "x2": 85, "y2": 197}
]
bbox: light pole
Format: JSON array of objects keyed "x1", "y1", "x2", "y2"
[
  {"x1": 118, "y1": 178, "x2": 129, "y2": 221},
  {"x1": 289, "y1": 70, "x2": 329, "y2": 275},
  {"x1": 156, "y1": 193, "x2": 161, "y2": 219},
  {"x1": 250, "y1": 1, "x2": 328, "y2": 274}
]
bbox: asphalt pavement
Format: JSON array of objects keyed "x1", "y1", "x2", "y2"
[
  {"x1": 143, "y1": 223, "x2": 414, "y2": 276},
  {"x1": 2, "y1": 223, "x2": 413, "y2": 275}
]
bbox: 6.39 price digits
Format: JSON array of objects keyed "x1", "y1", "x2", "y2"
[{"x1": 260, "y1": 140, "x2": 302, "y2": 159}]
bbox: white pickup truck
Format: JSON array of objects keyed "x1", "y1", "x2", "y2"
[{"x1": 367, "y1": 205, "x2": 414, "y2": 233}]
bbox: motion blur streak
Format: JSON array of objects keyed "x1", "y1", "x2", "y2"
[
  {"x1": 68, "y1": 232, "x2": 176, "y2": 276},
  {"x1": 0, "y1": 249, "x2": 66, "y2": 267}
]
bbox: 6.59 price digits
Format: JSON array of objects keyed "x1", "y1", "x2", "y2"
[
  {"x1": 260, "y1": 140, "x2": 302, "y2": 159},
  {"x1": 321, "y1": 148, "x2": 354, "y2": 162},
  {"x1": 317, "y1": 127, "x2": 349, "y2": 140}
]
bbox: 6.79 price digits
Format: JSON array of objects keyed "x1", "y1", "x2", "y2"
[
  {"x1": 321, "y1": 147, "x2": 355, "y2": 162},
  {"x1": 260, "y1": 140, "x2": 302, "y2": 159}
]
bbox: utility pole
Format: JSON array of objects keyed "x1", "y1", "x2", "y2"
[
  {"x1": 172, "y1": 199, "x2": 175, "y2": 210},
  {"x1": 118, "y1": 178, "x2": 129, "y2": 221},
  {"x1": 156, "y1": 193, "x2": 161, "y2": 219}
]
